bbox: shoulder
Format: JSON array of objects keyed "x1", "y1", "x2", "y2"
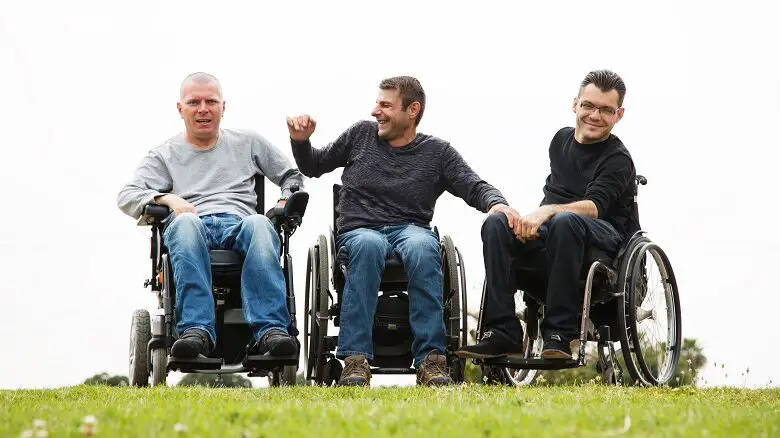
[
  {"x1": 149, "y1": 133, "x2": 185, "y2": 159},
  {"x1": 605, "y1": 134, "x2": 634, "y2": 163},
  {"x1": 343, "y1": 119, "x2": 377, "y2": 137},
  {"x1": 418, "y1": 133, "x2": 452, "y2": 154},
  {"x1": 553, "y1": 127, "x2": 574, "y2": 143}
]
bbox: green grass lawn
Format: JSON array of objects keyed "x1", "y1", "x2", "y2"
[{"x1": 2, "y1": 385, "x2": 778, "y2": 437}]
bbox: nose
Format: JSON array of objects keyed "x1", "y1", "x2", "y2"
[
  {"x1": 370, "y1": 106, "x2": 381, "y2": 117},
  {"x1": 197, "y1": 101, "x2": 209, "y2": 112}
]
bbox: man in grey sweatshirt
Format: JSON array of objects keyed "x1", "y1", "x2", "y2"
[
  {"x1": 117, "y1": 72, "x2": 305, "y2": 359},
  {"x1": 287, "y1": 76, "x2": 521, "y2": 386}
]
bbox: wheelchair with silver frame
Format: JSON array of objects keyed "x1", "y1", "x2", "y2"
[{"x1": 476, "y1": 175, "x2": 682, "y2": 387}]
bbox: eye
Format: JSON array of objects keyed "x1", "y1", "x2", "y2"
[{"x1": 207, "y1": 99, "x2": 219, "y2": 105}]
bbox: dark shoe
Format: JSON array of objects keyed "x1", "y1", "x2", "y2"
[
  {"x1": 171, "y1": 328, "x2": 211, "y2": 358},
  {"x1": 416, "y1": 352, "x2": 453, "y2": 386},
  {"x1": 455, "y1": 330, "x2": 523, "y2": 359},
  {"x1": 249, "y1": 329, "x2": 298, "y2": 356},
  {"x1": 338, "y1": 355, "x2": 371, "y2": 387},
  {"x1": 541, "y1": 333, "x2": 574, "y2": 360}
]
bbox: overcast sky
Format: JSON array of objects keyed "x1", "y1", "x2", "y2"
[{"x1": 1, "y1": 1, "x2": 778, "y2": 389}]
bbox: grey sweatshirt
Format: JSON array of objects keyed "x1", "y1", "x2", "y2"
[
  {"x1": 117, "y1": 128, "x2": 305, "y2": 219},
  {"x1": 291, "y1": 120, "x2": 507, "y2": 233}
]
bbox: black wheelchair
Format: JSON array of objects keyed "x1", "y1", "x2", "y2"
[
  {"x1": 475, "y1": 175, "x2": 682, "y2": 387},
  {"x1": 302, "y1": 184, "x2": 469, "y2": 385},
  {"x1": 128, "y1": 178, "x2": 309, "y2": 387}
]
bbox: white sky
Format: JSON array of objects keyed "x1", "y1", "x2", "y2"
[{"x1": 1, "y1": 0, "x2": 778, "y2": 389}]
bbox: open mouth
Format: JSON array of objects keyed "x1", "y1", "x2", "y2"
[
  {"x1": 377, "y1": 119, "x2": 388, "y2": 127},
  {"x1": 196, "y1": 119, "x2": 212, "y2": 125}
]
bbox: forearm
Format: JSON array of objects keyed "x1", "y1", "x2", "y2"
[{"x1": 544, "y1": 200, "x2": 599, "y2": 219}]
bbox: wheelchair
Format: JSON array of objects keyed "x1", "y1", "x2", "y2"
[
  {"x1": 302, "y1": 184, "x2": 469, "y2": 385},
  {"x1": 475, "y1": 175, "x2": 682, "y2": 387},
  {"x1": 128, "y1": 178, "x2": 309, "y2": 387}
]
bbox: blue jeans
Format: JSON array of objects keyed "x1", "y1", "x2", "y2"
[
  {"x1": 163, "y1": 212, "x2": 290, "y2": 345},
  {"x1": 335, "y1": 224, "x2": 445, "y2": 367}
]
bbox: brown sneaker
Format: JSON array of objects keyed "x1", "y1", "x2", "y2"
[
  {"x1": 337, "y1": 355, "x2": 371, "y2": 387},
  {"x1": 416, "y1": 352, "x2": 454, "y2": 386}
]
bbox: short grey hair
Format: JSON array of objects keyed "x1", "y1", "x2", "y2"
[{"x1": 179, "y1": 72, "x2": 223, "y2": 100}]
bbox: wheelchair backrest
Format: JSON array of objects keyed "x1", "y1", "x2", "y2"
[{"x1": 253, "y1": 177, "x2": 265, "y2": 214}]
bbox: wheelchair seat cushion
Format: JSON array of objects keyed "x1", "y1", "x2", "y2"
[
  {"x1": 337, "y1": 248, "x2": 408, "y2": 284},
  {"x1": 209, "y1": 250, "x2": 244, "y2": 267}
]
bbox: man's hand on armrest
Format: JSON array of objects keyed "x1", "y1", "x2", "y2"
[{"x1": 155, "y1": 194, "x2": 197, "y2": 216}]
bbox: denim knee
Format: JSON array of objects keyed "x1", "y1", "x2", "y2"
[
  {"x1": 345, "y1": 232, "x2": 388, "y2": 262},
  {"x1": 241, "y1": 214, "x2": 276, "y2": 239},
  {"x1": 164, "y1": 213, "x2": 202, "y2": 240}
]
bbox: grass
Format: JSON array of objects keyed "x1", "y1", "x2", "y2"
[{"x1": 1, "y1": 385, "x2": 778, "y2": 437}]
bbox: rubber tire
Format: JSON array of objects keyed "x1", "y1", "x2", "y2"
[
  {"x1": 129, "y1": 309, "x2": 151, "y2": 387},
  {"x1": 282, "y1": 364, "x2": 298, "y2": 386},
  {"x1": 151, "y1": 348, "x2": 167, "y2": 387},
  {"x1": 628, "y1": 243, "x2": 682, "y2": 386},
  {"x1": 616, "y1": 235, "x2": 651, "y2": 384}
]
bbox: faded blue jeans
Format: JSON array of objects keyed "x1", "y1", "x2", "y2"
[
  {"x1": 335, "y1": 224, "x2": 446, "y2": 367},
  {"x1": 163, "y1": 212, "x2": 290, "y2": 345}
]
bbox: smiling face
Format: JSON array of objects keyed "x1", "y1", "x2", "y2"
[
  {"x1": 572, "y1": 83, "x2": 624, "y2": 144},
  {"x1": 177, "y1": 81, "x2": 225, "y2": 147},
  {"x1": 370, "y1": 88, "x2": 420, "y2": 143}
]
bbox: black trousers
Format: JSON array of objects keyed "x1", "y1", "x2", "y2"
[{"x1": 480, "y1": 212, "x2": 623, "y2": 344}]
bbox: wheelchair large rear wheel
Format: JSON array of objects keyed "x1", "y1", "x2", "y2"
[
  {"x1": 304, "y1": 235, "x2": 330, "y2": 385},
  {"x1": 627, "y1": 242, "x2": 682, "y2": 386},
  {"x1": 129, "y1": 309, "x2": 151, "y2": 387},
  {"x1": 441, "y1": 235, "x2": 467, "y2": 383}
]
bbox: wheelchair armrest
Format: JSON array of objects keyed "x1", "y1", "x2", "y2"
[
  {"x1": 137, "y1": 204, "x2": 172, "y2": 226},
  {"x1": 265, "y1": 191, "x2": 310, "y2": 230}
]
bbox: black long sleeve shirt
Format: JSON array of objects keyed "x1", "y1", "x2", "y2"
[
  {"x1": 292, "y1": 120, "x2": 508, "y2": 234},
  {"x1": 542, "y1": 127, "x2": 637, "y2": 237}
]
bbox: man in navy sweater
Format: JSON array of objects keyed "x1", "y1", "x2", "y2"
[
  {"x1": 286, "y1": 76, "x2": 521, "y2": 386},
  {"x1": 457, "y1": 70, "x2": 637, "y2": 360}
]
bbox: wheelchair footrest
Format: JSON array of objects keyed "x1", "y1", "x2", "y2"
[
  {"x1": 369, "y1": 367, "x2": 417, "y2": 375},
  {"x1": 483, "y1": 356, "x2": 579, "y2": 370},
  {"x1": 243, "y1": 354, "x2": 298, "y2": 369},
  {"x1": 168, "y1": 355, "x2": 223, "y2": 372}
]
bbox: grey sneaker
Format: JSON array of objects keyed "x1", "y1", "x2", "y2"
[
  {"x1": 337, "y1": 355, "x2": 371, "y2": 387},
  {"x1": 416, "y1": 352, "x2": 454, "y2": 386}
]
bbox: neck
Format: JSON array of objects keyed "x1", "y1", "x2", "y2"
[
  {"x1": 186, "y1": 130, "x2": 219, "y2": 149},
  {"x1": 387, "y1": 126, "x2": 418, "y2": 148},
  {"x1": 574, "y1": 129, "x2": 609, "y2": 144}
]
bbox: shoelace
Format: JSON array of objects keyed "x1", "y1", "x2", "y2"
[{"x1": 343, "y1": 360, "x2": 367, "y2": 378}]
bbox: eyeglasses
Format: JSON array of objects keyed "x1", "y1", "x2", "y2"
[{"x1": 578, "y1": 101, "x2": 619, "y2": 117}]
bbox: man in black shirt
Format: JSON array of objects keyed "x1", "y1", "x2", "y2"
[
  {"x1": 457, "y1": 70, "x2": 636, "y2": 360},
  {"x1": 287, "y1": 76, "x2": 521, "y2": 386}
]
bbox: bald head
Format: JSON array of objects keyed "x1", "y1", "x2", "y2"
[{"x1": 180, "y1": 72, "x2": 223, "y2": 101}]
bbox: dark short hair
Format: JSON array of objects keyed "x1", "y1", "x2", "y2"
[
  {"x1": 379, "y1": 76, "x2": 426, "y2": 126},
  {"x1": 580, "y1": 69, "x2": 626, "y2": 107}
]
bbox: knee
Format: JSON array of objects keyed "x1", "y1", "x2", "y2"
[
  {"x1": 547, "y1": 212, "x2": 584, "y2": 236},
  {"x1": 404, "y1": 230, "x2": 440, "y2": 256},
  {"x1": 241, "y1": 215, "x2": 276, "y2": 238},
  {"x1": 346, "y1": 232, "x2": 387, "y2": 259},
  {"x1": 481, "y1": 213, "x2": 511, "y2": 241},
  {"x1": 166, "y1": 213, "x2": 201, "y2": 236}
]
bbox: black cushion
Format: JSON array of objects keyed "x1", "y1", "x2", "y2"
[{"x1": 209, "y1": 250, "x2": 243, "y2": 267}]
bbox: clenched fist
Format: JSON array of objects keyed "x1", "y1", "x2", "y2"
[{"x1": 286, "y1": 114, "x2": 317, "y2": 142}]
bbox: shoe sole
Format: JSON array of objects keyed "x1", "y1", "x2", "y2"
[
  {"x1": 337, "y1": 378, "x2": 369, "y2": 387},
  {"x1": 454, "y1": 350, "x2": 507, "y2": 360},
  {"x1": 541, "y1": 349, "x2": 573, "y2": 360},
  {"x1": 419, "y1": 378, "x2": 453, "y2": 387}
]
